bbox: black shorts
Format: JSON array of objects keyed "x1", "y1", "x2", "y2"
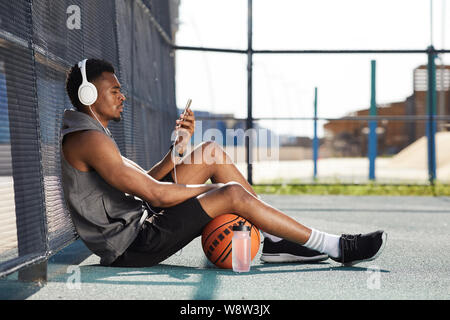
[{"x1": 110, "y1": 172, "x2": 212, "y2": 267}]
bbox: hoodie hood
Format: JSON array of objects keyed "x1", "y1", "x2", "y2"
[{"x1": 61, "y1": 109, "x2": 113, "y2": 138}]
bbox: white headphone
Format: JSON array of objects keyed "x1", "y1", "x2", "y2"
[
  {"x1": 77, "y1": 59, "x2": 111, "y2": 136},
  {"x1": 77, "y1": 59, "x2": 98, "y2": 106}
]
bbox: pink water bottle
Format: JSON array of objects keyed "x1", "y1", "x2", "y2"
[{"x1": 232, "y1": 221, "x2": 251, "y2": 272}]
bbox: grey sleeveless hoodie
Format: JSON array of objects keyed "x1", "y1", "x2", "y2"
[{"x1": 60, "y1": 109, "x2": 147, "y2": 265}]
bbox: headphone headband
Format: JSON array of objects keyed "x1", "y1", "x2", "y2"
[{"x1": 78, "y1": 59, "x2": 88, "y2": 84}]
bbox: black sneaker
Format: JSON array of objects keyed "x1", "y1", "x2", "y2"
[
  {"x1": 260, "y1": 238, "x2": 329, "y2": 263},
  {"x1": 331, "y1": 230, "x2": 387, "y2": 266}
]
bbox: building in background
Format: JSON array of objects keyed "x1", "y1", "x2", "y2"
[{"x1": 323, "y1": 64, "x2": 450, "y2": 157}]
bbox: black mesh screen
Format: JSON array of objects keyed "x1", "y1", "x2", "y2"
[{"x1": 0, "y1": 0, "x2": 177, "y2": 277}]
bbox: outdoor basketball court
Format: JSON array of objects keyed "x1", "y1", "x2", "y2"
[{"x1": 1, "y1": 194, "x2": 448, "y2": 301}]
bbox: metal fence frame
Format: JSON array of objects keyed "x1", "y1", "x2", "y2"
[{"x1": 172, "y1": 0, "x2": 450, "y2": 185}]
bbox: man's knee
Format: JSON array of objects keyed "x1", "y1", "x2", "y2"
[
  {"x1": 201, "y1": 140, "x2": 220, "y2": 154},
  {"x1": 200, "y1": 140, "x2": 227, "y2": 165},
  {"x1": 221, "y1": 181, "x2": 251, "y2": 207}
]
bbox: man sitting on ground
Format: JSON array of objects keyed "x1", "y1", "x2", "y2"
[{"x1": 61, "y1": 58, "x2": 386, "y2": 267}]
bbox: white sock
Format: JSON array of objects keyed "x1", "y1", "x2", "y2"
[
  {"x1": 303, "y1": 228, "x2": 341, "y2": 258},
  {"x1": 262, "y1": 232, "x2": 283, "y2": 243}
]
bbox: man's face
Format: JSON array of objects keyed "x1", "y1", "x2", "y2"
[{"x1": 92, "y1": 72, "x2": 125, "y2": 122}]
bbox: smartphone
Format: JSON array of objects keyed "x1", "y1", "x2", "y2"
[
  {"x1": 177, "y1": 98, "x2": 192, "y2": 128},
  {"x1": 182, "y1": 98, "x2": 192, "y2": 116}
]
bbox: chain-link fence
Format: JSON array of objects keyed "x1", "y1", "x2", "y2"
[{"x1": 0, "y1": 0, "x2": 177, "y2": 278}]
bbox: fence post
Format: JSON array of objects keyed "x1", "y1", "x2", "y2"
[
  {"x1": 313, "y1": 87, "x2": 318, "y2": 180},
  {"x1": 246, "y1": 0, "x2": 253, "y2": 185},
  {"x1": 368, "y1": 60, "x2": 377, "y2": 180},
  {"x1": 426, "y1": 46, "x2": 437, "y2": 184}
]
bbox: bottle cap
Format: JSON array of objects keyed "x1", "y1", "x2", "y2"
[{"x1": 232, "y1": 220, "x2": 250, "y2": 232}]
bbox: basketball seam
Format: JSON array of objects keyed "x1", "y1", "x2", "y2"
[
  {"x1": 202, "y1": 216, "x2": 240, "y2": 247},
  {"x1": 220, "y1": 246, "x2": 232, "y2": 264},
  {"x1": 213, "y1": 240, "x2": 232, "y2": 265}
]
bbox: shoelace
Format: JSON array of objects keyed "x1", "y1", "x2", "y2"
[
  {"x1": 340, "y1": 234, "x2": 361, "y2": 263},
  {"x1": 341, "y1": 234, "x2": 360, "y2": 251}
]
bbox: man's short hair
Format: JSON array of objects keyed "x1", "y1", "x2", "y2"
[{"x1": 65, "y1": 59, "x2": 115, "y2": 110}]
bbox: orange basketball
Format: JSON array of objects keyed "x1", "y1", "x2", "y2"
[{"x1": 201, "y1": 214, "x2": 260, "y2": 269}]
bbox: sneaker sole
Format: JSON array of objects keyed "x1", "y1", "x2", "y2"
[
  {"x1": 343, "y1": 231, "x2": 387, "y2": 267},
  {"x1": 260, "y1": 253, "x2": 329, "y2": 263}
]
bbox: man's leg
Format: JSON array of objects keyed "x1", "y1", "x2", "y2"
[
  {"x1": 170, "y1": 141, "x2": 330, "y2": 262},
  {"x1": 170, "y1": 141, "x2": 256, "y2": 195},
  {"x1": 172, "y1": 141, "x2": 291, "y2": 241},
  {"x1": 197, "y1": 181, "x2": 311, "y2": 244},
  {"x1": 196, "y1": 182, "x2": 387, "y2": 267}
]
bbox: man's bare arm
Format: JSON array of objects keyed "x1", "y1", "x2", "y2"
[
  {"x1": 80, "y1": 131, "x2": 219, "y2": 207},
  {"x1": 145, "y1": 148, "x2": 176, "y2": 180},
  {"x1": 121, "y1": 156, "x2": 147, "y2": 173},
  {"x1": 122, "y1": 151, "x2": 176, "y2": 181}
]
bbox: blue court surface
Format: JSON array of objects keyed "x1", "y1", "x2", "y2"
[{"x1": 1, "y1": 195, "x2": 449, "y2": 300}]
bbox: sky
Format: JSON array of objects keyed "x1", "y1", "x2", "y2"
[{"x1": 174, "y1": 0, "x2": 450, "y2": 137}]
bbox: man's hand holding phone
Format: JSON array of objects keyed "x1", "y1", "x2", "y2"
[{"x1": 174, "y1": 99, "x2": 195, "y2": 156}]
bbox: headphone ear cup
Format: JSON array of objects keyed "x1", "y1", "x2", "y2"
[{"x1": 78, "y1": 82, "x2": 98, "y2": 106}]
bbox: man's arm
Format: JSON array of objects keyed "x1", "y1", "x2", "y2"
[
  {"x1": 122, "y1": 150, "x2": 177, "y2": 181},
  {"x1": 145, "y1": 148, "x2": 179, "y2": 180},
  {"x1": 80, "y1": 131, "x2": 219, "y2": 208}
]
